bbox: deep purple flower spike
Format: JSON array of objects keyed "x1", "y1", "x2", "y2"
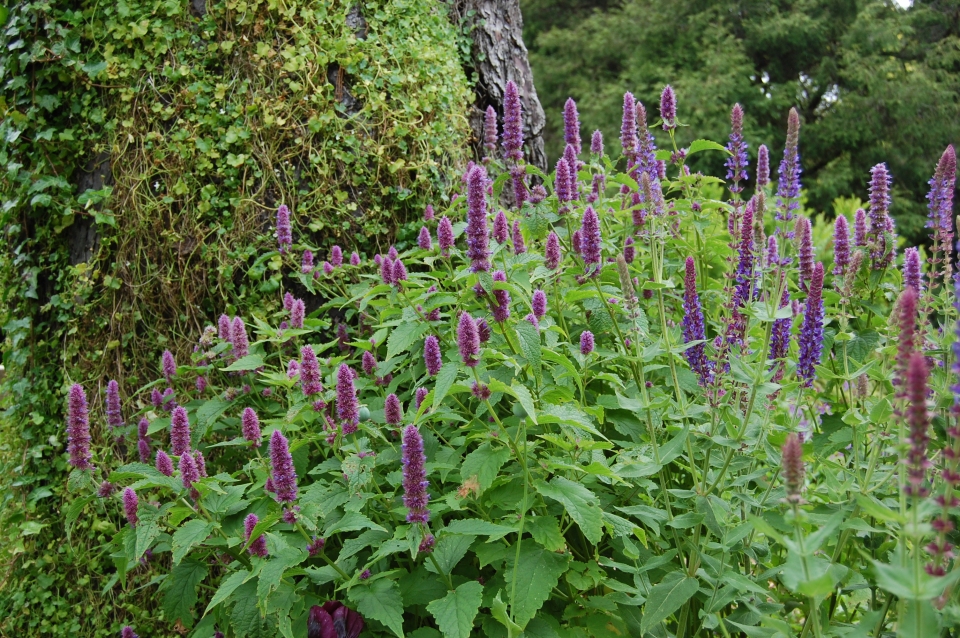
[
  {"x1": 138, "y1": 438, "x2": 151, "y2": 463},
  {"x1": 502, "y1": 81, "x2": 524, "y2": 163},
  {"x1": 580, "y1": 331, "x2": 595, "y2": 355},
  {"x1": 392, "y1": 258, "x2": 408, "y2": 285},
  {"x1": 725, "y1": 103, "x2": 749, "y2": 194},
  {"x1": 756, "y1": 144, "x2": 770, "y2": 189},
  {"x1": 624, "y1": 236, "x2": 635, "y2": 264},
  {"x1": 379, "y1": 256, "x2": 395, "y2": 285},
  {"x1": 776, "y1": 108, "x2": 802, "y2": 232},
  {"x1": 170, "y1": 406, "x2": 191, "y2": 457},
  {"x1": 418, "y1": 226, "x2": 433, "y2": 251},
  {"x1": 242, "y1": 407, "x2": 262, "y2": 446},
  {"x1": 903, "y1": 247, "x2": 923, "y2": 293},
  {"x1": 457, "y1": 312, "x2": 481, "y2": 367},
  {"x1": 276, "y1": 204, "x2": 292, "y2": 254},
  {"x1": 493, "y1": 211, "x2": 509, "y2": 244},
  {"x1": 591, "y1": 130, "x2": 603, "y2": 156},
  {"x1": 244, "y1": 513, "x2": 268, "y2": 557},
  {"x1": 330, "y1": 245, "x2": 343, "y2": 268},
  {"x1": 579, "y1": 206, "x2": 602, "y2": 275},
  {"x1": 156, "y1": 450, "x2": 174, "y2": 477},
  {"x1": 302, "y1": 250, "x2": 315, "y2": 274},
  {"x1": 384, "y1": 394, "x2": 402, "y2": 425},
  {"x1": 123, "y1": 487, "x2": 139, "y2": 527},
  {"x1": 218, "y1": 313, "x2": 232, "y2": 339},
  {"x1": 438, "y1": 216, "x2": 454, "y2": 256},
  {"x1": 659, "y1": 86, "x2": 676, "y2": 130},
  {"x1": 300, "y1": 345, "x2": 323, "y2": 396},
  {"x1": 466, "y1": 165, "x2": 491, "y2": 272},
  {"x1": 337, "y1": 364, "x2": 359, "y2": 434},
  {"x1": 532, "y1": 289, "x2": 547, "y2": 319},
  {"x1": 797, "y1": 262, "x2": 825, "y2": 386},
  {"x1": 905, "y1": 351, "x2": 931, "y2": 497},
  {"x1": 290, "y1": 299, "x2": 305, "y2": 329},
  {"x1": 194, "y1": 449, "x2": 207, "y2": 477},
  {"x1": 545, "y1": 231, "x2": 561, "y2": 270},
  {"x1": 512, "y1": 220, "x2": 526, "y2": 255},
  {"x1": 682, "y1": 257, "x2": 713, "y2": 386},
  {"x1": 105, "y1": 380, "x2": 123, "y2": 430},
  {"x1": 483, "y1": 106, "x2": 498, "y2": 162},
  {"x1": 490, "y1": 270, "x2": 511, "y2": 322},
  {"x1": 270, "y1": 430, "x2": 298, "y2": 503},
  {"x1": 402, "y1": 425, "x2": 430, "y2": 523},
  {"x1": 832, "y1": 215, "x2": 850, "y2": 276},
  {"x1": 179, "y1": 451, "x2": 200, "y2": 491},
  {"x1": 555, "y1": 158, "x2": 572, "y2": 208},
  {"x1": 563, "y1": 98, "x2": 582, "y2": 156},
  {"x1": 162, "y1": 350, "x2": 176, "y2": 383},
  {"x1": 796, "y1": 216, "x2": 814, "y2": 291},
  {"x1": 231, "y1": 317, "x2": 249, "y2": 359},
  {"x1": 362, "y1": 350, "x2": 377, "y2": 375},
  {"x1": 424, "y1": 335, "x2": 442, "y2": 376}
]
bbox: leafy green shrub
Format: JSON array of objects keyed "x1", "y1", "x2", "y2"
[{"x1": 68, "y1": 85, "x2": 960, "y2": 637}]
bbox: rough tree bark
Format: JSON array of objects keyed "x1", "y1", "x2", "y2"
[{"x1": 461, "y1": 0, "x2": 547, "y2": 172}]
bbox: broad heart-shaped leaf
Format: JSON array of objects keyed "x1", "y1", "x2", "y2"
[
  {"x1": 427, "y1": 580, "x2": 483, "y2": 638},
  {"x1": 514, "y1": 320, "x2": 542, "y2": 382},
  {"x1": 349, "y1": 578, "x2": 405, "y2": 637},
  {"x1": 425, "y1": 534, "x2": 475, "y2": 575},
  {"x1": 258, "y1": 546, "x2": 306, "y2": 606},
  {"x1": 172, "y1": 519, "x2": 215, "y2": 565},
  {"x1": 387, "y1": 321, "x2": 428, "y2": 360},
  {"x1": 460, "y1": 442, "x2": 511, "y2": 493},
  {"x1": 204, "y1": 569, "x2": 249, "y2": 615},
  {"x1": 135, "y1": 503, "x2": 162, "y2": 561},
  {"x1": 161, "y1": 558, "x2": 208, "y2": 628},
  {"x1": 640, "y1": 572, "x2": 699, "y2": 634},
  {"x1": 221, "y1": 354, "x2": 264, "y2": 372},
  {"x1": 504, "y1": 543, "x2": 570, "y2": 629},
  {"x1": 432, "y1": 361, "x2": 459, "y2": 411},
  {"x1": 535, "y1": 477, "x2": 603, "y2": 545}
]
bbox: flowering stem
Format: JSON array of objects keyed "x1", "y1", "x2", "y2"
[{"x1": 296, "y1": 522, "x2": 350, "y2": 580}]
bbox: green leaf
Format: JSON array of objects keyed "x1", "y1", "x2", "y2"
[
  {"x1": 504, "y1": 543, "x2": 570, "y2": 629},
  {"x1": 535, "y1": 477, "x2": 603, "y2": 544},
  {"x1": 162, "y1": 558, "x2": 208, "y2": 628},
  {"x1": 460, "y1": 442, "x2": 511, "y2": 493},
  {"x1": 640, "y1": 572, "x2": 699, "y2": 633},
  {"x1": 349, "y1": 578, "x2": 405, "y2": 637},
  {"x1": 82, "y1": 59, "x2": 108, "y2": 78},
  {"x1": 387, "y1": 322, "x2": 427, "y2": 360},
  {"x1": 514, "y1": 321, "x2": 542, "y2": 382},
  {"x1": 135, "y1": 503, "x2": 162, "y2": 561},
  {"x1": 686, "y1": 139, "x2": 729, "y2": 155},
  {"x1": 426, "y1": 581, "x2": 483, "y2": 638},
  {"x1": 426, "y1": 534, "x2": 474, "y2": 575},
  {"x1": 432, "y1": 361, "x2": 459, "y2": 411},
  {"x1": 324, "y1": 511, "x2": 386, "y2": 536},
  {"x1": 221, "y1": 354, "x2": 264, "y2": 372},
  {"x1": 527, "y1": 516, "x2": 565, "y2": 551},
  {"x1": 204, "y1": 569, "x2": 250, "y2": 615},
  {"x1": 258, "y1": 547, "x2": 306, "y2": 606},
  {"x1": 172, "y1": 519, "x2": 215, "y2": 565},
  {"x1": 510, "y1": 381, "x2": 537, "y2": 425},
  {"x1": 443, "y1": 519, "x2": 514, "y2": 541},
  {"x1": 65, "y1": 495, "x2": 94, "y2": 543}
]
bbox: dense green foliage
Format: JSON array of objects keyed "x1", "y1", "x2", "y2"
[
  {"x1": 0, "y1": 0, "x2": 470, "y2": 634},
  {"x1": 526, "y1": 0, "x2": 960, "y2": 239}
]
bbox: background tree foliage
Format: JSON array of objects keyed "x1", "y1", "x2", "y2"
[{"x1": 525, "y1": 0, "x2": 960, "y2": 239}]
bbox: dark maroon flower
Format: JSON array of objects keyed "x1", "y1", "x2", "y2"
[{"x1": 308, "y1": 602, "x2": 364, "y2": 638}]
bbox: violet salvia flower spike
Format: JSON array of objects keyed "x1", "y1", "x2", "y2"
[
  {"x1": 483, "y1": 105, "x2": 498, "y2": 162},
  {"x1": 458, "y1": 312, "x2": 481, "y2": 367},
  {"x1": 590, "y1": 130, "x2": 603, "y2": 156},
  {"x1": 579, "y1": 206, "x2": 602, "y2": 275},
  {"x1": 385, "y1": 394, "x2": 402, "y2": 426},
  {"x1": 580, "y1": 331, "x2": 595, "y2": 355},
  {"x1": 423, "y1": 335, "x2": 442, "y2": 376},
  {"x1": 179, "y1": 451, "x2": 200, "y2": 491},
  {"x1": 769, "y1": 290, "x2": 792, "y2": 383},
  {"x1": 659, "y1": 85, "x2": 676, "y2": 131},
  {"x1": 170, "y1": 406, "x2": 191, "y2": 457},
  {"x1": 927, "y1": 145, "x2": 956, "y2": 282},
  {"x1": 781, "y1": 433, "x2": 805, "y2": 504},
  {"x1": 242, "y1": 407, "x2": 262, "y2": 446},
  {"x1": 903, "y1": 246, "x2": 923, "y2": 293},
  {"x1": 300, "y1": 345, "x2": 323, "y2": 396},
  {"x1": 270, "y1": 430, "x2": 298, "y2": 503},
  {"x1": 438, "y1": 216, "x2": 454, "y2": 256},
  {"x1": 725, "y1": 103, "x2": 749, "y2": 195},
  {"x1": 776, "y1": 108, "x2": 802, "y2": 233},
  {"x1": 301, "y1": 249, "x2": 314, "y2": 274},
  {"x1": 123, "y1": 487, "x2": 139, "y2": 527},
  {"x1": 732, "y1": 200, "x2": 756, "y2": 308},
  {"x1": 502, "y1": 81, "x2": 524, "y2": 163},
  {"x1": 231, "y1": 317, "x2": 249, "y2": 359},
  {"x1": 493, "y1": 210, "x2": 509, "y2": 244},
  {"x1": 290, "y1": 299, "x2": 305, "y2": 329},
  {"x1": 418, "y1": 226, "x2": 433, "y2": 251},
  {"x1": 401, "y1": 425, "x2": 430, "y2": 524},
  {"x1": 563, "y1": 97, "x2": 582, "y2": 156},
  {"x1": 276, "y1": 204, "x2": 292, "y2": 254},
  {"x1": 67, "y1": 384, "x2": 93, "y2": 470},
  {"x1": 620, "y1": 92, "x2": 638, "y2": 163},
  {"x1": 545, "y1": 231, "x2": 561, "y2": 270},
  {"x1": 105, "y1": 379, "x2": 123, "y2": 430},
  {"x1": 853, "y1": 208, "x2": 867, "y2": 246},
  {"x1": 244, "y1": 513, "x2": 268, "y2": 557},
  {"x1": 466, "y1": 165, "x2": 491, "y2": 272},
  {"x1": 337, "y1": 364, "x2": 360, "y2": 434},
  {"x1": 162, "y1": 350, "x2": 176, "y2": 383},
  {"x1": 797, "y1": 262, "x2": 825, "y2": 386},
  {"x1": 682, "y1": 257, "x2": 714, "y2": 386},
  {"x1": 756, "y1": 144, "x2": 770, "y2": 189},
  {"x1": 532, "y1": 289, "x2": 547, "y2": 319},
  {"x1": 330, "y1": 245, "x2": 343, "y2": 267},
  {"x1": 490, "y1": 270, "x2": 511, "y2": 322},
  {"x1": 218, "y1": 313, "x2": 232, "y2": 339},
  {"x1": 362, "y1": 350, "x2": 377, "y2": 375},
  {"x1": 796, "y1": 216, "x2": 814, "y2": 292},
  {"x1": 905, "y1": 350, "x2": 932, "y2": 498},
  {"x1": 832, "y1": 215, "x2": 850, "y2": 276},
  {"x1": 156, "y1": 450, "x2": 174, "y2": 477},
  {"x1": 512, "y1": 220, "x2": 526, "y2": 255}
]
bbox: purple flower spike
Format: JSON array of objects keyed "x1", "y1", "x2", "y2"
[
  {"x1": 905, "y1": 351, "x2": 931, "y2": 497},
  {"x1": 218, "y1": 313, "x2": 232, "y2": 339},
  {"x1": 476, "y1": 317, "x2": 491, "y2": 343},
  {"x1": 401, "y1": 425, "x2": 430, "y2": 524},
  {"x1": 725, "y1": 104, "x2": 749, "y2": 194},
  {"x1": 123, "y1": 487, "x2": 139, "y2": 527},
  {"x1": 579, "y1": 206, "x2": 602, "y2": 274},
  {"x1": 571, "y1": 230, "x2": 581, "y2": 255},
  {"x1": 194, "y1": 450, "x2": 207, "y2": 477},
  {"x1": 121, "y1": 626, "x2": 139, "y2": 638},
  {"x1": 330, "y1": 245, "x2": 343, "y2": 267},
  {"x1": 302, "y1": 250, "x2": 315, "y2": 274},
  {"x1": 458, "y1": 312, "x2": 481, "y2": 367},
  {"x1": 682, "y1": 257, "x2": 714, "y2": 386},
  {"x1": 502, "y1": 81, "x2": 524, "y2": 163},
  {"x1": 307, "y1": 536, "x2": 325, "y2": 556},
  {"x1": 512, "y1": 221, "x2": 526, "y2": 255},
  {"x1": 276, "y1": 205, "x2": 292, "y2": 254},
  {"x1": 138, "y1": 438, "x2": 151, "y2": 463},
  {"x1": 927, "y1": 145, "x2": 956, "y2": 280},
  {"x1": 796, "y1": 216, "x2": 814, "y2": 291},
  {"x1": 732, "y1": 200, "x2": 756, "y2": 308},
  {"x1": 392, "y1": 258, "x2": 408, "y2": 285},
  {"x1": 756, "y1": 144, "x2": 770, "y2": 189},
  {"x1": 580, "y1": 331, "x2": 595, "y2": 355},
  {"x1": 868, "y1": 163, "x2": 891, "y2": 237},
  {"x1": 659, "y1": 86, "x2": 676, "y2": 130},
  {"x1": 532, "y1": 289, "x2": 547, "y2": 319},
  {"x1": 244, "y1": 513, "x2": 268, "y2": 557},
  {"x1": 833, "y1": 215, "x2": 850, "y2": 276},
  {"x1": 545, "y1": 231, "x2": 561, "y2": 270},
  {"x1": 776, "y1": 108, "x2": 802, "y2": 231},
  {"x1": 781, "y1": 433, "x2": 804, "y2": 503},
  {"x1": 196, "y1": 376, "x2": 207, "y2": 394},
  {"x1": 156, "y1": 450, "x2": 174, "y2": 477},
  {"x1": 563, "y1": 144, "x2": 579, "y2": 192},
  {"x1": 388, "y1": 246, "x2": 399, "y2": 261},
  {"x1": 337, "y1": 364, "x2": 359, "y2": 434},
  {"x1": 170, "y1": 406, "x2": 191, "y2": 457},
  {"x1": 385, "y1": 394, "x2": 402, "y2": 425},
  {"x1": 438, "y1": 216, "x2": 454, "y2": 256},
  {"x1": 162, "y1": 350, "x2": 176, "y2": 383},
  {"x1": 290, "y1": 299, "x2": 305, "y2": 329},
  {"x1": 424, "y1": 335, "x2": 442, "y2": 376},
  {"x1": 350, "y1": 251, "x2": 361, "y2": 266},
  {"x1": 555, "y1": 158, "x2": 572, "y2": 206},
  {"x1": 67, "y1": 385, "x2": 93, "y2": 470},
  {"x1": 379, "y1": 256, "x2": 395, "y2": 285},
  {"x1": 636, "y1": 102, "x2": 658, "y2": 178},
  {"x1": 362, "y1": 350, "x2": 377, "y2": 375},
  {"x1": 624, "y1": 236, "x2": 635, "y2": 264},
  {"x1": 563, "y1": 98, "x2": 582, "y2": 156},
  {"x1": 138, "y1": 417, "x2": 149, "y2": 440},
  {"x1": 415, "y1": 387, "x2": 429, "y2": 410},
  {"x1": 179, "y1": 451, "x2": 200, "y2": 491},
  {"x1": 466, "y1": 165, "x2": 491, "y2": 272},
  {"x1": 231, "y1": 317, "x2": 249, "y2": 359},
  {"x1": 854, "y1": 208, "x2": 867, "y2": 246},
  {"x1": 591, "y1": 130, "x2": 603, "y2": 156},
  {"x1": 904, "y1": 247, "x2": 923, "y2": 293},
  {"x1": 797, "y1": 262, "x2": 825, "y2": 386},
  {"x1": 769, "y1": 289, "x2": 792, "y2": 383},
  {"x1": 493, "y1": 211, "x2": 509, "y2": 244},
  {"x1": 483, "y1": 106, "x2": 498, "y2": 162},
  {"x1": 766, "y1": 235, "x2": 780, "y2": 267},
  {"x1": 242, "y1": 407, "x2": 262, "y2": 446},
  {"x1": 525, "y1": 313, "x2": 539, "y2": 330},
  {"x1": 620, "y1": 93, "x2": 638, "y2": 162},
  {"x1": 418, "y1": 226, "x2": 433, "y2": 251},
  {"x1": 297, "y1": 346, "x2": 322, "y2": 397},
  {"x1": 105, "y1": 380, "x2": 123, "y2": 430},
  {"x1": 490, "y1": 270, "x2": 511, "y2": 322},
  {"x1": 270, "y1": 430, "x2": 298, "y2": 503}
]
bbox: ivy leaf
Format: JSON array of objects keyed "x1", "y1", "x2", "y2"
[
  {"x1": 349, "y1": 578, "x2": 405, "y2": 637},
  {"x1": 504, "y1": 543, "x2": 570, "y2": 629},
  {"x1": 535, "y1": 477, "x2": 603, "y2": 544},
  {"x1": 640, "y1": 572, "x2": 699, "y2": 633},
  {"x1": 205, "y1": 569, "x2": 250, "y2": 615},
  {"x1": 432, "y1": 361, "x2": 459, "y2": 411},
  {"x1": 135, "y1": 503, "x2": 162, "y2": 561},
  {"x1": 460, "y1": 442, "x2": 511, "y2": 493},
  {"x1": 387, "y1": 322, "x2": 427, "y2": 360},
  {"x1": 172, "y1": 519, "x2": 215, "y2": 565},
  {"x1": 426, "y1": 580, "x2": 483, "y2": 638},
  {"x1": 514, "y1": 320, "x2": 542, "y2": 382},
  {"x1": 161, "y1": 558, "x2": 208, "y2": 629}
]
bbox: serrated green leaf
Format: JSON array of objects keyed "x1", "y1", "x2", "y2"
[
  {"x1": 504, "y1": 543, "x2": 570, "y2": 629},
  {"x1": 258, "y1": 547, "x2": 306, "y2": 606},
  {"x1": 640, "y1": 572, "x2": 699, "y2": 633},
  {"x1": 172, "y1": 519, "x2": 215, "y2": 565},
  {"x1": 443, "y1": 519, "x2": 514, "y2": 541},
  {"x1": 387, "y1": 322, "x2": 427, "y2": 360},
  {"x1": 324, "y1": 511, "x2": 386, "y2": 536},
  {"x1": 426, "y1": 534, "x2": 474, "y2": 575},
  {"x1": 515, "y1": 321, "x2": 542, "y2": 382},
  {"x1": 204, "y1": 569, "x2": 249, "y2": 615},
  {"x1": 426, "y1": 580, "x2": 483, "y2": 638},
  {"x1": 510, "y1": 381, "x2": 537, "y2": 424},
  {"x1": 349, "y1": 578, "x2": 405, "y2": 637},
  {"x1": 460, "y1": 442, "x2": 511, "y2": 493},
  {"x1": 221, "y1": 354, "x2": 264, "y2": 372},
  {"x1": 527, "y1": 516, "x2": 565, "y2": 551},
  {"x1": 162, "y1": 558, "x2": 208, "y2": 628},
  {"x1": 432, "y1": 361, "x2": 459, "y2": 410},
  {"x1": 687, "y1": 139, "x2": 728, "y2": 155},
  {"x1": 135, "y1": 503, "x2": 162, "y2": 561},
  {"x1": 65, "y1": 495, "x2": 94, "y2": 543},
  {"x1": 535, "y1": 477, "x2": 603, "y2": 544}
]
